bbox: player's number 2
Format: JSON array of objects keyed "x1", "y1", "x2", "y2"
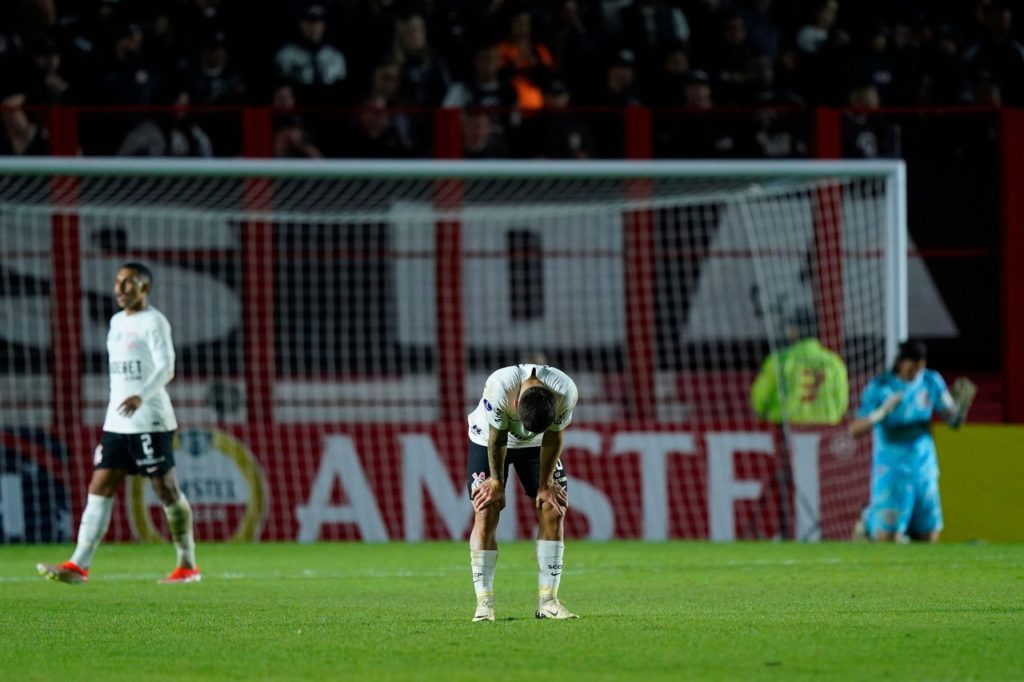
[{"x1": 140, "y1": 433, "x2": 155, "y2": 456}]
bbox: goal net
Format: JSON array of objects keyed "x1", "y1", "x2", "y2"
[{"x1": 0, "y1": 158, "x2": 905, "y2": 543}]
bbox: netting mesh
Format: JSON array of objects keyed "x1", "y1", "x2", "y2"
[{"x1": 0, "y1": 161, "x2": 900, "y2": 543}]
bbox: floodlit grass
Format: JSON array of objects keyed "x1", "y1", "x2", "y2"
[{"x1": 1, "y1": 542, "x2": 1022, "y2": 680}]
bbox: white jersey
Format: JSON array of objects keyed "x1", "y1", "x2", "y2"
[
  {"x1": 102, "y1": 306, "x2": 178, "y2": 434},
  {"x1": 467, "y1": 364, "x2": 577, "y2": 448}
]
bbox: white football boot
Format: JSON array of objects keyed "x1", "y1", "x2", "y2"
[
  {"x1": 535, "y1": 596, "x2": 578, "y2": 620},
  {"x1": 473, "y1": 596, "x2": 496, "y2": 622}
]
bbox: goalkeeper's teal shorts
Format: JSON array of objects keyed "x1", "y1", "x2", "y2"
[{"x1": 865, "y1": 446, "x2": 943, "y2": 538}]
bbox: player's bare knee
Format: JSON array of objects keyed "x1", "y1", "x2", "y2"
[
  {"x1": 536, "y1": 497, "x2": 565, "y2": 522},
  {"x1": 151, "y1": 476, "x2": 181, "y2": 505},
  {"x1": 873, "y1": 530, "x2": 898, "y2": 542}
]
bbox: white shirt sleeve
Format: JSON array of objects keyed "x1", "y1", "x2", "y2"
[
  {"x1": 138, "y1": 314, "x2": 175, "y2": 401},
  {"x1": 481, "y1": 376, "x2": 511, "y2": 431}
]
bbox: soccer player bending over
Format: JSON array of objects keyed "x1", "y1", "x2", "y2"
[
  {"x1": 38, "y1": 263, "x2": 199, "y2": 584},
  {"x1": 467, "y1": 363, "x2": 578, "y2": 622},
  {"x1": 849, "y1": 340, "x2": 976, "y2": 543}
]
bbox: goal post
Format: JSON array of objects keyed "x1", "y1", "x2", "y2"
[{"x1": 0, "y1": 157, "x2": 906, "y2": 543}]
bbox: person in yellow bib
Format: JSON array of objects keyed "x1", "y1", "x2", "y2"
[{"x1": 751, "y1": 310, "x2": 849, "y2": 426}]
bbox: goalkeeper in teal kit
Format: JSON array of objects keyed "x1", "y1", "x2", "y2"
[{"x1": 850, "y1": 341, "x2": 976, "y2": 542}]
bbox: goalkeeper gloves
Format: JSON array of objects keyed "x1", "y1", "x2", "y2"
[{"x1": 947, "y1": 377, "x2": 977, "y2": 428}]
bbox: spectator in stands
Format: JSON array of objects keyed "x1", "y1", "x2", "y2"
[
  {"x1": 91, "y1": 19, "x2": 159, "y2": 105},
  {"x1": 117, "y1": 87, "x2": 213, "y2": 157},
  {"x1": 796, "y1": 0, "x2": 844, "y2": 54},
  {"x1": 580, "y1": 47, "x2": 639, "y2": 159},
  {"x1": 705, "y1": 11, "x2": 755, "y2": 105},
  {"x1": 0, "y1": 93, "x2": 49, "y2": 155},
  {"x1": 583, "y1": 47, "x2": 640, "y2": 107},
  {"x1": 443, "y1": 41, "x2": 518, "y2": 156},
  {"x1": 499, "y1": 8, "x2": 555, "y2": 110},
  {"x1": 520, "y1": 79, "x2": 594, "y2": 159},
  {"x1": 796, "y1": 0, "x2": 852, "y2": 104},
  {"x1": 844, "y1": 21, "x2": 902, "y2": 106},
  {"x1": 920, "y1": 25, "x2": 968, "y2": 104},
  {"x1": 188, "y1": 28, "x2": 244, "y2": 155},
  {"x1": 642, "y1": 42, "x2": 689, "y2": 106},
  {"x1": 271, "y1": 82, "x2": 322, "y2": 158},
  {"x1": 461, "y1": 109, "x2": 510, "y2": 159},
  {"x1": 970, "y1": 69, "x2": 1003, "y2": 106},
  {"x1": 337, "y1": 0, "x2": 398, "y2": 81},
  {"x1": 962, "y1": 0, "x2": 1024, "y2": 105},
  {"x1": 24, "y1": 34, "x2": 69, "y2": 105},
  {"x1": 737, "y1": 0, "x2": 780, "y2": 59},
  {"x1": 843, "y1": 82, "x2": 900, "y2": 158},
  {"x1": 273, "y1": 3, "x2": 347, "y2": 105},
  {"x1": 188, "y1": 28, "x2": 243, "y2": 106},
  {"x1": 550, "y1": 0, "x2": 599, "y2": 96},
  {"x1": 338, "y1": 95, "x2": 414, "y2": 158},
  {"x1": 739, "y1": 55, "x2": 808, "y2": 158},
  {"x1": 619, "y1": 0, "x2": 690, "y2": 69},
  {"x1": 444, "y1": 42, "x2": 518, "y2": 110},
  {"x1": 654, "y1": 70, "x2": 739, "y2": 158},
  {"x1": 751, "y1": 308, "x2": 849, "y2": 426},
  {"x1": 395, "y1": 11, "x2": 452, "y2": 106}
]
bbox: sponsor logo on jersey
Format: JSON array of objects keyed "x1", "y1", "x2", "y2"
[
  {"x1": 128, "y1": 428, "x2": 267, "y2": 542},
  {"x1": 483, "y1": 399, "x2": 493, "y2": 412}
]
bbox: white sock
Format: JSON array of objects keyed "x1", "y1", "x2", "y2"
[
  {"x1": 537, "y1": 540, "x2": 564, "y2": 602},
  {"x1": 470, "y1": 549, "x2": 497, "y2": 600},
  {"x1": 163, "y1": 493, "x2": 197, "y2": 569},
  {"x1": 69, "y1": 494, "x2": 114, "y2": 570}
]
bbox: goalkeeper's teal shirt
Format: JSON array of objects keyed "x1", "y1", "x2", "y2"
[{"x1": 751, "y1": 338, "x2": 849, "y2": 425}]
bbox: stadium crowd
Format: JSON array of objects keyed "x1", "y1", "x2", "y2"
[{"x1": 2, "y1": 0, "x2": 1023, "y2": 158}]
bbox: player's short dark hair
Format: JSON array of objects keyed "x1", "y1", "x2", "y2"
[
  {"x1": 121, "y1": 262, "x2": 153, "y2": 288},
  {"x1": 896, "y1": 339, "x2": 927, "y2": 364},
  {"x1": 519, "y1": 386, "x2": 557, "y2": 433},
  {"x1": 787, "y1": 308, "x2": 819, "y2": 339}
]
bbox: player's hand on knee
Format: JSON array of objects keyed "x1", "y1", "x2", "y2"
[
  {"x1": 471, "y1": 477, "x2": 504, "y2": 513},
  {"x1": 536, "y1": 483, "x2": 566, "y2": 518}
]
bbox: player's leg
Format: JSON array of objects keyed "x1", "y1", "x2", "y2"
[
  {"x1": 467, "y1": 441, "x2": 501, "y2": 621},
  {"x1": 38, "y1": 434, "x2": 129, "y2": 583},
  {"x1": 907, "y1": 453, "x2": 943, "y2": 543},
  {"x1": 135, "y1": 431, "x2": 200, "y2": 583},
  {"x1": 519, "y1": 454, "x2": 577, "y2": 619},
  {"x1": 864, "y1": 459, "x2": 914, "y2": 542}
]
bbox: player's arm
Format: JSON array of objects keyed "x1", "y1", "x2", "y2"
[
  {"x1": 535, "y1": 429, "x2": 567, "y2": 517},
  {"x1": 119, "y1": 317, "x2": 176, "y2": 418},
  {"x1": 750, "y1": 354, "x2": 778, "y2": 420},
  {"x1": 471, "y1": 425, "x2": 508, "y2": 513},
  {"x1": 832, "y1": 358, "x2": 850, "y2": 419},
  {"x1": 849, "y1": 390, "x2": 903, "y2": 438},
  {"x1": 939, "y1": 377, "x2": 977, "y2": 429}
]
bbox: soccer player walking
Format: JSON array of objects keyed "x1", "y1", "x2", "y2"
[
  {"x1": 466, "y1": 363, "x2": 578, "y2": 622},
  {"x1": 849, "y1": 340, "x2": 976, "y2": 542},
  {"x1": 38, "y1": 263, "x2": 199, "y2": 584}
]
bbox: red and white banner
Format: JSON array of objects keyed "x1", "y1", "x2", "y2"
[{"x1": 13, "y1": 423, "x2": 870, "y2": 543}]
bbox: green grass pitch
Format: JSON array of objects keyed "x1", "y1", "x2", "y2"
[{"x1": 1, "y1": 541, "x2": 1022, "y2": 680}]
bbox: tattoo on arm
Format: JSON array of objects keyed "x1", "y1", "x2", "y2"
[
  {"x1": 488, "y1": 426, "x2": 508, "y2": 484},
  {"x1": 539, "y1": 430, "x2": 563, "y2": 486}
]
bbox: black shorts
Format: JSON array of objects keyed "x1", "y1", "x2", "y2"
[
  {"x1": 94, "y1": 431, "x2": 176, "y2": 478},
  {"x1": 466, "y1": 440, "x2": 567, "y2": 498}
]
